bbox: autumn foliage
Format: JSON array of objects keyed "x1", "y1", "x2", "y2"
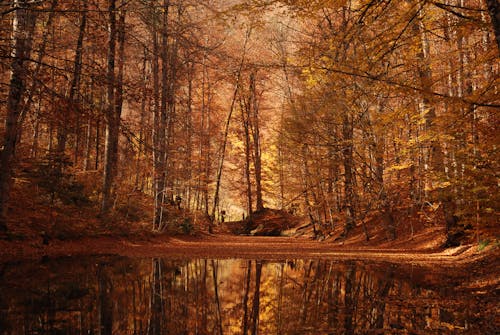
[{"x1": 0, "y1": 0, "x2": 498, "y2": 245}]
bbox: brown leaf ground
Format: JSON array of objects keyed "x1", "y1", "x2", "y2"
[{"x1": 1, "y1": 185, "x2": 498, "y2": 294}]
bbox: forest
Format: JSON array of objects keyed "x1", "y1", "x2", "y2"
[
  {"x1": 0, "y1": 2, "x2": 499, "y2": 334},
  {"x1": 0, "y1": 0, "x2": 499, "y2": 248}
]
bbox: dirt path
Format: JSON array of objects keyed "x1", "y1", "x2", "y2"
[
  {"x1": 0, "y1": 233, "x2": 495, "y2": 265},
  {"x1": 1, "y1": 233, "x2": 498, "y2": 293}
]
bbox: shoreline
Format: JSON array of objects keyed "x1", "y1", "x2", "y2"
[{"x1": 0, "y1": 233, "x2": 495, "y2": 265}]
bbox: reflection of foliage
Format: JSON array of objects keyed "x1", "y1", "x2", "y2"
[
  {"x1": 1, "y1": 258, "x2": 495, "y2": 334},
  {"x1": 29, "y1": 153, "x2": 89, "y2": 205}
]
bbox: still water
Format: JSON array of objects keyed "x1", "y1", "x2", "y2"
[{"x1": 0, "y1": 256, "x2": 497, "y2": 334}]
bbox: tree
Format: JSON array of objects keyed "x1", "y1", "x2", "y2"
[
  {"x1": 101, "y1": 0, "x2": 126, "y2": 214},
  {"x1": 485, "y1": 0, "x2": 500, "y2": 52},
  {"x1": 0, "y1": 0, "x2": 37, "y2": 229},
  {"x1": 55, "y1": 0, "x2": 87, "y2": 156}
]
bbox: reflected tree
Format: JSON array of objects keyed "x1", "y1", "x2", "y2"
[{"x1": 97, "y1": 264, "x2": 113, "y2": 335}]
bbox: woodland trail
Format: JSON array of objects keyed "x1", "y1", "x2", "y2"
[
  {"x1": 1, "y1": 233, "x2": 498, "y2": 293},
  {"x1": 0, "y1": 233, "x2": 495, "y2": 266}
]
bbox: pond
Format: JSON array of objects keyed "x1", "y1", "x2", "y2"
[{"x1": 0, "y1": 256, "x2": 496, "y2": 334}]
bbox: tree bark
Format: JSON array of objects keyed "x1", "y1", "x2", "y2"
[
  {"x1": 135, "y1": 48, "x2": 149, "y2": 189},
  {"x1": 485, "y1": 0, "x2": 500, "y2": 53},
  {"x1": 416, "y1": 6, "x2": 459, "y2": 246},
  {"x1": 241, "y1": 95, "x2": 254, "y2": 229},
  {"x1": 151, "y1": 23, "x2": 162, "y2": 229},
  {"x1": 153, "y1": 0, "x2": 169, "y2": 230},
  {"x1": 101, "y1": 0, "x2": 118, "y2": 213},
  {"x1": 342, "y1": 113, "x2": 355, "y2": 237},
  {"x1": 250, "y1": 72, "x2": 264, "y2": 211},
  {"x1": 185, "y1": 60, "x2": 194, "y2": 209},
  {"x1": 25, "y1": 0, "x2": 58, "y2": 156},
  {"x1": 56, "y1": 0, "x2": 87, "y2": 155},
  {"x1": 0, "y1": 0, "x2": 37, "y2": 228}
]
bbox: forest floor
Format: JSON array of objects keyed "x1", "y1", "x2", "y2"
[
  {"x1": 0, "y1": 231, "x2": 499, "y2": 295},
  {"x1": 0, "y1": 184, "x2": 498, "y2": 294}
]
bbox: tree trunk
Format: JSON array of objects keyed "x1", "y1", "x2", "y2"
[
  {"x1": 210, "y1": 27, "x2": 252, "y2": 230},
  {"x1": 186, "y1": 61, "x2": 194, "y2": 209},
  {"x1": 153, "y1": 0, "x2": 169, "y2": 230},
  {"x1": 95, "y1": 118, "x2": 101, "y2": 170},
  {"x1": 24, "y1": 0, "x2": 58, "y2": 153},
  {"x1": 164, "y1": 5, "x2": 181, "y2": 206},
  {"x1": 83, "y1": 117, "x2": 92, "y2": 171},
  {"x1": 151, "y1": 25, "x2": 163, "y2": 229},
  {"x1": 101, "y1": 0, "x2": 118, "y2": 213},
  {"x1": 485, "y1": 0, "x2": 500, "y2": 53},
  {"x1": 416, "y1": 6, "x2": 458, "y2": 246},
  {"x1": 250, "y1": 72, "x2": 264, "y2": 211},
  {"x1": 0, "y1": 1, "x2": 37, "y2": 228},
  {"x1": 342, "y1": 113, "x2": 355, "y2": 237},
  {"x1": 56, "y1": 0, "x2": 87, "y2": 155},
  {"x1": 135, "y1": 48, "x2": 149, "y2": 189},
  {"x1": 241, "y1": 96, "x2": 254, "y2": 230}
]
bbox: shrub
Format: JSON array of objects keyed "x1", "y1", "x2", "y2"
[
  {"x1": 29, "y1": 153, "x2": 89, "y2": 206},
  {"x1": 180, "y1": 218, "x2": 194, "y2": 235}
]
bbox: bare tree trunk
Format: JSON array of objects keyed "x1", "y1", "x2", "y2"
[
  {"x1": 25, "y1": 0, "x2": 58, "y2": 156},
  {"x1": 164, "y1": 5, "x2": 181, "y2": 206},
  {"x1": 31, "y1": 101, "x2": 42, "y2": 159},
  {"x1": 83, "y1": 117, "x2": 92, "y2": 171},
  {"x1": 56, "y1": 0, "x2": 87, "y2": 155},
  {"x1": 241, "y1": 95, "x2": 253, "y2": 230},
  {"x1": 485, "y1": 0, "x2": 500, "y2": 53},
  {"x1": 0, "y1": 1, "x2": 37, "y2": 228},
  {"x1": 101, "y1": 0, "x2": 118, "y2": 213},
  {"x1": 95, "y1": 118, "x2": 101, "y2": 170},
  {"x1": 151, "y1": 23, "x2": 162, "y2": 229},
  {"x1": 135, "y1": 48, "x2": 149, "y2": 189},
  {"x1": 195, "y1": 54, "x2": 206, "y2": 212},
  {"x1": 342, "y1": 113, "x2": 355, "y2": 237},
  {"x1": 250, "y1": 72, "x2": 264, "y2": 211},
  {"x1": 153, "y1": 0, "x2": 169, "y2": 230},
  {"x1": 417, "y1": 6, "x2": 459, "y2": 246},
  {"x1": 374, "y1": 105, "x2": 394, "y2": 240},
  {"x1": 186, "y1": 61, "x2": 194, "y2": 209}
]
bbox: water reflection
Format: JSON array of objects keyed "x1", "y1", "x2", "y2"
[{"x1": 0, "y1": 257, "x2": 496, "y2": 334}]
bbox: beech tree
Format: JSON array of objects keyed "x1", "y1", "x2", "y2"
[{"x1": 0, "y1": 0, "x2": 36, "y2": 229}]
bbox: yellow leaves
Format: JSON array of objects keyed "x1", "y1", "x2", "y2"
[
  {"x1": 424, "y1": 180, "x2": 451, "y2": 192},
  {"x1": 388, "y1": 162, "x2": 413, "y2": 171},
  {"x1": 301, "y1": 67, "x2": 321, "y2": 88},
  {"x1": 228, "y1": 133, "x2": 245, "y2": 151}
]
